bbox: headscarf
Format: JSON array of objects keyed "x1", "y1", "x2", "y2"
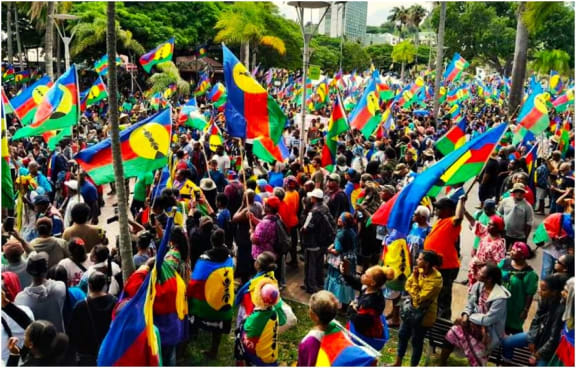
[
  {"x1": 2, "y1": 271, "x2": 22, "y2": 302},
  {"x1": 490, "y1": 215, "x2": 505, "y2": 233},
  {"x1": 339, "y1": 212, "x2": 355, "y2": 228},
  {"x1": 511, "y1": 241, "x2": 530, "y2": 259}
]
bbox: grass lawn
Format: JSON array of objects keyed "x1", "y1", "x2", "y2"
[{"x1": 180, "y1": 299, "x2": 470, "y2": 366}]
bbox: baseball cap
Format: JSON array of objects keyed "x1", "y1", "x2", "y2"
[
  {"x1": 33, "y1": 195, "x2": 50, "y2": 206},
  {"x1": 328, "y1": 173, "x2": 341, "y2": 183},
  {"x1": 511, "y1": 183, "x2": 526, "y2": 193},
  {"x1": 307, "y1": 188, "x2": 324, "y2": 199},
  {"x1": 26, "y1": 252, "x2": 49, "y2": 277},
  {"x1": 434, "y1": 198, "x2": 457, "y2": 210}
]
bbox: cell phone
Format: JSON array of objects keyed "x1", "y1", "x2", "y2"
[{"x1": 3, "y1": 217, "x2": 15, "y2": 233}]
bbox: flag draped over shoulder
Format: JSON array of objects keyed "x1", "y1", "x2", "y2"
[
  {"x1": 435, "y1": 117, "x2": 467, "y2": 156},
  {"x1": 178, "y1": 97, "x2": 207, "y2": 130},
  {"x1": 349, "y1": 77, "x2": 380, "y2": 139},
  {"x1": 97, "y1": 212, "x2": 177, "y2": 366},
  {"x1": 9, "y1": 75, "x2": 53, "y2": 126},
  {"x1": 188, "y1": 256, "x2": 235, "y2": 328},
  {"x1": 75, "y1": 108, "x2": 172, "y2": 185},
  {"x1": 1, "y1": 91, "x2": 14, "y2": 210},
  {"x1": 315, "y1": 322, "x2": 377, "y2": 367},
  {"x1": 443, "y1": 53, "x2": 469, "y2": 84},
  {"x1": 140, "y1": 38, "x2": 175, "y2": 73},
  {"x1": 222, "y1": 44, "x2": 288, "y2": 163},
  {"x1": 321, "y1": 95, "x2": 348, "y2": 171},
  {"x1": 371, "y1": 123, "x2": 508, "y2": 235},
  {"x1": 12, "y1": 65, "x2": 79, "y2": 140}
]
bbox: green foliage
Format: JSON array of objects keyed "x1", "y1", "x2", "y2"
[
  {"x1": 530, "y1": 49, "x2": 571, "y2": 75},
  {"x1": 430, "y1": 2, "x2": 516, "y2": 74},
  {"x1": 367, "y1": 22, "x2": 395, "y2": 34},
  {"x1": 392, "y1": 40, "x2": 417, "y2": 64},
  {"x1": 529, "y1": 4, "x2": 575, "y2": 68},
  {"x1": 147, "y1": 61, "x2": 189, "y2": 96},
  {"x1": 365, "y1": 44, "x2": 394, "y2": 70}
]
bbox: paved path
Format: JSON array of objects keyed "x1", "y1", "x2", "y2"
[{"x1": 99, "y1": 181, "x2": 544, "y2": 329}]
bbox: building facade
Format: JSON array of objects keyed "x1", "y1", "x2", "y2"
[{"x1": 320, "y1": 2, "x2": 367, "y2": 43}]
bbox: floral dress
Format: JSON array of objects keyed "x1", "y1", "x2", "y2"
[
  {"x1": 324, "y1": 227, "x2": 357, "y2": 305},
  {"x1": 468, "y1": 222, "x2": 506, "y2": 290}
]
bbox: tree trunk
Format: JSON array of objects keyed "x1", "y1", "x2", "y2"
[
  {"x1": 432, "y1": 2, "x2": 446, "y2": 125},
  {"x1": 107, "y1": 2, "x2": 134, "y2": 282},
  {"x1": 45, "y1": 2, "x2": 55, "y2": 79},
  {"x1": 400, "y1": 61, "x2": 405, "y2": 81},
  {"x1": 14, "y1": 8, "x2": 24, "y2": 64},
  {"x1": 56, "y1": 32, "x2": 61, "y2": 76},
  {"x1": 509, "y1": 2, "x2": 528, "y2": 114},
  {"x1": 241, "y1": 41, "x2": 250, "y2": 68},
  {"x1": 6, "y1": 3, "x2": 13, "y2": 65}
]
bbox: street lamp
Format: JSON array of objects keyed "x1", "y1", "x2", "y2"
[
  {"x1": 51, "y1": 13, "x2": 80, "y2": 70},
  {"x1": 288, "y1": 1, "x2": 331, "y2": 162}
]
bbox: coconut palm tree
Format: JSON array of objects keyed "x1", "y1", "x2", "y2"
[
  {"x1": 408, "y1": 5, "x2": 428, "y2": 46},
  {"x1": 70, "y1": 4, "x2": 144, "y2": 57},
  {"x1": 509, "y1": 2, "x2": 562, "y2": 112},
  {"x1": 147, "y1": 61, "x2": 190, "y2": 97},
  {"x1": 432, "y1": 2, "x2": 446, "y2": 122},
  {"x1": 530, "y1": 49, "x2": 571, "y2": 76},
  {"x1": 392, "y1": 40, "x2": 417, "y2": 81},
  {"x1": 387, "y1": 6, "x2": 410, "y2": 40},
  {"x1": 6, "y1": 3, "x2": 14, "y2": 65},
  {"x1": 106, "y1": 1, "x2": 134, "y2": 281},
  {"x1": 214, "y1": 2, "x2": 285, "y2": 70},
  {"x1": 45, "y1": 2, "x2": 55, "y2": 78}
]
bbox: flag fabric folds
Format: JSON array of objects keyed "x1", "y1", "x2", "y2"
[
  {"x1": 222, "y1": 44, "x2": 287, "y2": 163},
  {"x1": 435, "y1": 117, "x2": 467, "y2": 156},
  {"x1": 206, "y1": 120, "x2": 224, "y2": 152},
  {"x1": 195, "y1": 72, "x2": 211, "y2": 96},
  {"x1": 349, "y1": 77, "x2": 381, "y2": 139},
  {"x1": 188, "y1": 256, "x2": 235, "y2": 332},
  {"x1": 94, "y1": 54, "x2": 122, "y2": 76},
  {"x1": 516, "y1": 82, "x2": 550, "y2": 137},
  {"x1": 9, "y1": 75, "x2": 53, "y2": 126},
  {"x1": 208, "y1": 82, "x2": 227, "y2": 108},
  {"x1": 321, "y1": 95, "x2": 349, "y2": 171},
  {"x1": 75, "y1": 108, "x2": 172, "y2": 185},
  {"x1": 140, "y1": 38, "x2": 175, "y2": 73},
  {"x1": 12, "y1": 65, "x2": 79, "y2": 140},
  {"x1": 371, "y1": 123, "x2": 508, "y2": 235},
  {"x1": 97, "y1": 213, "x2": 177, "y2": 366},
  {"x1": 552, "y1": 89, "x2": 574, "y2": 113},
  {"x1": 315, "y1": 321, "x2": 378, "y2": 366},
  {"x1": 532, "y1": 212, "x2": 573, "y2": 245},
  {"x1": 84, "y1": 76, "x2": 108, "y2": 109},
  {"x1": 443, "y1": 53, "x2": 469, "y2": 84},
  {"x1": 178, "y1": 97, "x2": 207, "y2": 130}
]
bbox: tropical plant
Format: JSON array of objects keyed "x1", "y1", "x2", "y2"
[
  {"x1": 106, "y1": 1, "x2": 134, "y2": 281},
  {"x1": 147, "y1": 61, "x2": 190, "y2": 96},
  {"x1": 392, "y1": 40, "x2": 417, "y2": 80},
  {"x1": 214, "y1": 2, "x2": 285, "y2": 70},
  {"x1": 432, "y1": 2, "x2": 446, "y2": 122},
  {"x1": 530, "y1": 49, "x2": 571, "y2": 76},
  {"x1": 387, "y1": 6, "x2": 410, "y2": 39},
  {"x1": 70, "y1": 3, "x2": 144, "y2": 58},
  {"x1": 408, "y1": 5, "x2": 428, "y2": 45}
]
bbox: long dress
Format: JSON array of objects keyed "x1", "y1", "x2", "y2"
[
  {"x1": 324, "y1": 228, "x2": 357, "y2": 305},
  {"x1": 468, "y1": 223, "x2": 506, "y2": 290}
]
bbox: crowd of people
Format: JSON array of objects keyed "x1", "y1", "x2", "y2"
[{"x1": 1, "y1": 66, "x2": 574, "y2": 367}]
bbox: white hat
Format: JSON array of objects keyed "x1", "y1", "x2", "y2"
[
  {"x1": 64, "y1": 180, "x2": 79, "y2": 190},
  {"x1": 307, "y1": 188, "x2": 324, "y2": 199}
]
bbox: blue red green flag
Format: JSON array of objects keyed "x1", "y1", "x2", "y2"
[
  {"x1": 178, "y1": 97, "x2": 207, "y2": 130},
  {"x1": 349, "y1": 77, "x2": 381, "y2": 139},
  {"x1": 9, "y1": 75, "x2": 53, "y2": 126},
  {"x1": 12, "y1": 65, "x2": 79, "y2": 140},
  {"x1": 435, "y1": 117, "x2": 467, "y2": 156},
  {"x1": 443, "y1": 53, "x2": 469, "y2": 84},
  {"x1": 140, "y1": 38, "x2": 175, "y2": 73},
  {"x1": 75, "y1": 108, "x2": 172, "y2": 185}
]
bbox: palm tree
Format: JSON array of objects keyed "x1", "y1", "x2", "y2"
[
  {"x1": 408, "y1": 5, "x2": 428, "y2": 46},
  {"x1": 107, "y1": 1, "x2": 134, "y2": 281},
  {"x1": 148, "y1": 61, "x2": 190, "y2": 96},
  {"x1": 387, "y1": 6, "x2": 410, "y2": 40},
  {"x1": 13, "y1": 6, "x2": 24, "y2": 63},
  {"x1": 530, "y1": 49, "x2": 571, "y2": 76},
  {"x1": 392, "y1": 40, "x2": 417, "y2": 81},
  {"x1": 432, "y1": 2, "x2": 446, "y2": 123},
  {"x1": 509, "y1": 2, "x2": 562, "y2": 112},
  {"x1": 6, "y1": 3, "x2": 14, "y2": 65},
  {"x1": 45, "y1": 2, "x2": 55, "y2": 78},
  {"x1": 70, "y1": 5, "x2": 144, "y2": 57},
  {"x1": 214, "y1": 2, "x2": 285, "y2": 70}
]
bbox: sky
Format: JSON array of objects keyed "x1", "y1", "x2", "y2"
[{"x1": 273, "y1": 1, "x2": 433, "y2": 27}]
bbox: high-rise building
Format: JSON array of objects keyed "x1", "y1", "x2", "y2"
[{"x1": 320, "y1": 2, "x2": 367, "y2": 43}]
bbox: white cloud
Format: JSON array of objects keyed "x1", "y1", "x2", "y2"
[{"x1": 274, "y1": 1, "x2": 433, "y2": 26}]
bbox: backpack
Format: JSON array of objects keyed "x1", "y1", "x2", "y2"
[
  {"x1": 316, "y1": 209, "x2": 337, "y2": 249},
  {"x1": 274, "y1": 217, "x2": 291, "y2": 255}
]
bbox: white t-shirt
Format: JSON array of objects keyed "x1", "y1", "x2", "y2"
[
  {"x1": 211, "y1": 153, "x2": 231, "y2": 173},
  {"x1": 63, "y1": 195, "x2": 85, "y2": 228},
  {"x1": 1, "y1": 305, "x2": 34, "y2": 364},
  {"x1": 58, "y1": 257, "x2": 93, "y2": 287}
]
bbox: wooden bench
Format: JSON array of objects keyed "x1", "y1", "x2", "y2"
[{"x1": 425, "y1": 317, "x2": 533, "y2": 366}]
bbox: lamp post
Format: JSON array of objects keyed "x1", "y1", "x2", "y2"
[
  {"x1": 51, "y1": 14, "x2": 80, "y2": 70},
  {"x1": 288, "y1": 1, "x2": 331, "y2": 162}
]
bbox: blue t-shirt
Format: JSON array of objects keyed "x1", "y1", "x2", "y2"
[
  {"x1": 216, "y1": 208, "x2": 231, "y2": 230},
  {"x1": 80, "y1": 181, "x2": 99, "y2": 203},
  {"x1": 406, "y1": 223, "x2": 431, "y2": 256}
]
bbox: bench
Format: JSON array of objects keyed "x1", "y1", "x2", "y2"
[{"x1": 425, "y1": 317, "x2": 533, "y2": 366}]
